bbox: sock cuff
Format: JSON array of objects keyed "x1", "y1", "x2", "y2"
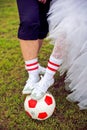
[
  {"x1": 25, "y1": 58, "x2": 38, "y2": 65},
  {"x1": 46, "y1": 68, "x2": 56, "y2": 75},
  {"x1": 49, "y1": 56, "x2": 63, "y2": 65},
  {"x1": 25, "y1": 58, "x2": 39, "y2": 71},
  {"x1": 46, "y1": 56, "x2": 63, "y2": 74}
]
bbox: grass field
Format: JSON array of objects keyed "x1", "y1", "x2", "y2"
[{"x1": 0, "y1": 0, "x2": 87, "y2": 130}]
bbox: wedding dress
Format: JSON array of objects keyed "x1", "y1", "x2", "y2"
[{"x1": 47, "y1": 0, "x2": 87, "y2": 110}]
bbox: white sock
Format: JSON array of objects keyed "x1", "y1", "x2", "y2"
[
  {"x1": 44, "y1": 56, "x2": 63, "y2": 81},
  {"x1": 25, "y1": 58, "x2": 39, "y2": 81}
]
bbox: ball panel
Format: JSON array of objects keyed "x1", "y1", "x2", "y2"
[
  {"x1": 28, "y1": 99, "x2": 37, "y2": 108},
  {"x1": 44, "y1": 95, "x2": 53, "y2": 105},
  {"x1": 26, "y1": 111, "x2": 32, "y2": 118},
  {"x1": 38, "y1": 112, "x2": 48, "y2": 119}
]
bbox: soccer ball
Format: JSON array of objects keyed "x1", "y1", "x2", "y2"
[{"x1": 24, "y1": 92, "x2": 56, "y2": 120}]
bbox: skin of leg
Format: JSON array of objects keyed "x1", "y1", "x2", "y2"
[
  {"x1": 19, "y1": 39, "x2": 43, "y2": 61},
  {"x1": 51, "y1": 36, "x2": 67, "y2": 59},
  {"x1": 38, "y1": 39, "x2": 43, "y2": 52}
]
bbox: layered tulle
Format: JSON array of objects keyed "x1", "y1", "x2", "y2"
[{"x1": 47, "y1": 0, "x2": 87, "y2": 109}]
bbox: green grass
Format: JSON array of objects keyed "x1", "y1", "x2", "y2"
[{"x1": 0, "y1": 0, "x2": 87, "y2": 130}]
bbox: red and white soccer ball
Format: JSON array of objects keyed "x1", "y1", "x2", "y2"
[{"x1": 24, "y1": 92, "x2": 56, "y2": 120}]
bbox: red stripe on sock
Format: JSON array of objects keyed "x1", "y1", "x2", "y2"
[
  {"x1": 47, "y1": 66, "x2": 57, "y2": 72},
  {"x1": 26, "y1": 62, "x2": 38, "y2": 67},
  {"x1": 27, "y1": 66, "x2": 38, "y2": 71},
  {"x1": 48, "y1": 60, "x2": 60, "y2": 67}
]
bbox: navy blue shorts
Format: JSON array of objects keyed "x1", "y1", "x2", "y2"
[{"x1": 16, "y1": 0, "x2": 51, "y2": 40}]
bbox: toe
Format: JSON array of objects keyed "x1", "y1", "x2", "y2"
[{"x1": 31, "y1": 90, "x2": 45, "y2": 100}]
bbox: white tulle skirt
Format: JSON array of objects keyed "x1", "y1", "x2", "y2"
[{"x1": 47, "y1": 0, "x2": 87, "y2": 110}]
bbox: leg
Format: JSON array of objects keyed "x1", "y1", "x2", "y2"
[
  {"x1": 20, "y1": 40, "x2": 41, "y2": 94},
  {"x1": 16, "y1": 0, "x2": 47, "y2": 94},
  {"x1": 16, "y1": 0, "x2": 41, "y2": 94},
  {"x1": 31, "y1": 40, "x2": 63, "y2": 100},
  {"x1": 19, "y1": 39, "x2": 39, "y2": 61}
]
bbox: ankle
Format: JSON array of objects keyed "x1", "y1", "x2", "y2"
[
  {"x1": 43, "y1": 72, "x2": 54, "y2": 81},
  {"x1": 29, "y1": 75, "x2": 40, "y2": 82}
]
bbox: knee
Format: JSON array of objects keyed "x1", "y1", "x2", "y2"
[
  {"x1": 18, "y1": 19, "x2": 40, "y2": 40},
  {"x1": 20, "y1": 16, "x2": 40, "y2": 29}
]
